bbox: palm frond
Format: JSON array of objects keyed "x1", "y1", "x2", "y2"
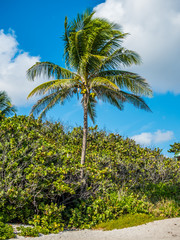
[
  {"x1": 0, "y1": 91, "x2": 11, "y2": 108},
  {"x1": 85, "y1": 18, "x2": 123, "y2": 54},
  {"x1": 38, "y1": 90, "x2": 69, "y2": 119},
  {"x1": 1, "y1": 103, "x2": 16, "y2": 116},
  {"x1": 93, "y1": 86, "x2": 125, "y2": 110},
  {"x1": 42, "y1": 78, "x2": 80, "y2": 96},
  {"x1": 90, "y1": 77, "x2": 119, "y2": 91},
  {"x1": 79, "y1": 53, "x2": 107, "y2": 77},
  {"x1": 112, "y1": 72, "x2": 152, "y2": 97},
  {"x1": 101, "y1": 48, "x2": 141, "y2": 70},
  {"x1": 96, "y1": 70, "x2": 152, "y2": 97},
  {"x1": 89, "y1": 53, "x2": 107, "y2": 62},
  {"x1": 30, "y1": 92, "x2": 58, "y2": 117},
  {"x1": 68, "y1": 30, "x2": 87, "y2": 69},
  {"x1": 63, "y1": 10, "x2": 94, "y2": 68},
  {"x1": 87, "y1": 96, "x2": 97, "y2": 124},
  {"x1": 70, "y1": 9, "x2": 94, "y2": 32},
  {"x1": 119, "y1": 90, "x2": 152, "y2": 112},
  {"x1": 30, "y1": 88, "x2": 74, "y2": 119},
  {"x1": 63, "y1": 16, "x2": 70, "y2": 66},
  {"x1": 27, "y1": 62, "x2": 77, "y2": 81},
  {"x1": 93, "y1": 86, "x2": 151, "y2": 112},
  {"x1": 27, "y1": 80, "x2": 59, "y2": 98},
  {"x1": 99, "y1": 33, "x2": 128, "y2": 56},
  {"x1": 0, "y1": 91, "x2": 16, "y2": 117},
  {"x1": 28, "y1": 78, "x2": 80, "y2": 99}
]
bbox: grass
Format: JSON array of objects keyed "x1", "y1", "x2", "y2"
[{"x1": 93, "y1": 213, "x2": 166, "y2": 231}]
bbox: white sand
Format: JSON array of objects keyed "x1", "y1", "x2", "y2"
[{"x1": 11, "y1": 218, "x2": 180, "y2": 240}]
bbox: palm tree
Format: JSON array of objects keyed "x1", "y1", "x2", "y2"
[
  {"x1": 27, "y1": 10, "x2": 152, "y2": 171},
  {"x1": 0, "y1": 91, "x2": 16, "y2": 119}
]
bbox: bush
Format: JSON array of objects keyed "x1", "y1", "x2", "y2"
[
  {"x1": 67, "y1": 192, "x2": 153, "y2": 229},
  {"x1": 168, "y1": 142, "x2": 180, "y2": 153},
  {"x1": 150, "y1": 199, "x2": 180, "y2": 217},
  {"x1": 17, "y1": 226, "x2": 39, "y2": 237},
  {"x1": 0, "y1": 115, "x2": 179, "y2": 230},
  {"x1": 29, "y1": 203, "x2": 65, "y2": 233},
  {"x1": 0, "y1": 222, "x2": 15, "y2": 240}
]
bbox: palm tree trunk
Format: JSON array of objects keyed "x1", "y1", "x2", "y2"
[{"x1": 80, "y1": 93, "x2": 88, "y2": 178}]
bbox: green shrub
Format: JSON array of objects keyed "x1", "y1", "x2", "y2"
[
  {"x1": 29, "y1": 203, "x2": 65, "y2": 233},
  {"x1": 0, "y1": 222, "x2": 15, "y2": 240},
  {"x1": 0, "y1": 115, "x2": 179, "y2": 229},
  {"x1": 168, "y1": 142, "x2": 180, "y2": 153},
  {"x1": 67, "y1": 191, "x2": 153, "y2": 229},
  {"x1": 35, "y1": 226, "x2": 50, "y2": 235},
  {"x1": 150, "y1": 199, "x2": 180, "y2": 217},
  {"x1": 17, "y1": 226, "x2": 39, "y2": 237}
]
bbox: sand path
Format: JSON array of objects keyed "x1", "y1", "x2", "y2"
[{"x1": 11, "y1": 217, "x2": 180, "y2": 240}]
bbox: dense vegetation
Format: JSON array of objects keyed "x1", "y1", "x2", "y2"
[{"x1": 0, "y1": 115, "x2": 179, "y2": 235}]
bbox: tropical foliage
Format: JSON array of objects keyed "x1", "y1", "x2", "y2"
[
  {"x1": 17, "y1": 226, "x2": 40, "y2": 237},
  {"x1": 27, "y1": 10, "x2": 152, "y2": 165},
  {"x1": 168, "y1": 142, "x2": 180, "y2": 154},
  {"x1": 0, "y1": 91, "x2": 16, "y2": 119},
  {"x1": 0, "y1": 221, "x2": 15, "y2": 240},
  {"x1": 0, "y1": 116, "x2": 179, "y2": 233}
]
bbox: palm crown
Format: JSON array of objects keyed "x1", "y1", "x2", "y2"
[
  {"x1": 0, "y1": 91, "x2": 16, "y2": 119},
  {"x1": 27, "y1": 10, "x2": 152, "y2": 166}
]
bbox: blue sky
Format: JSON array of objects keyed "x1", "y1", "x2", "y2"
[{"x1": 0, "y1": 0, "x2": 179, "y2": 156}]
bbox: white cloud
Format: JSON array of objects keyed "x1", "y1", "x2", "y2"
[
  {"x1": 131, "y1": 132, "x2": 152, "y2": 145},
  {"x1": 94, "y1": 0, "x2": 180, "y2": 94},
  {"x1": 131, "y1": 130, "x2": 174, "y2": 146},
  {"x1": 153, "y1": 130, "x2": 174, "y2": 143},
  {"x1": 0, "y1": 29, "x2": 44, "y2": 106}
]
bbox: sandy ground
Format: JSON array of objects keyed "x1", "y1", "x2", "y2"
[{"x1": 11, "y1": 218, "x2": 180, "y2": 240}]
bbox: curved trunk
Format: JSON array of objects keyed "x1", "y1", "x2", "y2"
[{"x1": 80, "y1": 93, "x2": 88, "y2": 178}]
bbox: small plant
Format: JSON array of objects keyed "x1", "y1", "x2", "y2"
[
  {"x1": 17, "y1": 226, "x2": 39, "y2": 237},
  {"x1": 0, "y1": 221, "x2": 15, "y2": 240},
  {"x1": 151, "y1": 199, "x2": 180, "y2": 217},
  {"x1": 36, "y1": 226, "x2": 50, "y2": 235},
  {"x1": 29, "y1": 203, "x2": 65, "y2": 233}
]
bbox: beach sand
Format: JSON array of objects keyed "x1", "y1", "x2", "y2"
[{"x1": 11, "y1": 217, "x2": 180, "y2": 240}]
